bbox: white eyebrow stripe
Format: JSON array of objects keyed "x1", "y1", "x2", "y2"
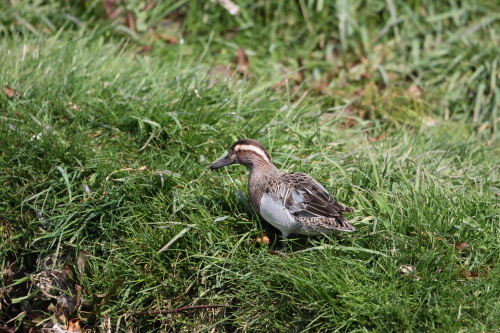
[{"x1": 234, "y1": 144, "x2": 270, "y2": 162}]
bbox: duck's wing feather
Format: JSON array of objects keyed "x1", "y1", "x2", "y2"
[{"x1": 265, "y1": 172, "x2": 354, "y2": 218}]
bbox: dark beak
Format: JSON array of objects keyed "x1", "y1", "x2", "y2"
[{"x1": 209, "y1": 154, "x2": 235, "y2": 169}]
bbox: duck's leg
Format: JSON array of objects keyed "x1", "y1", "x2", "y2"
[{"x1": 279, "y1": 233, "x2": 289, "y2": 251}]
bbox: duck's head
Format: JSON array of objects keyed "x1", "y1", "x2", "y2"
[{"x1": 210, "y1": 139, "x2": 272, "y2": 169}]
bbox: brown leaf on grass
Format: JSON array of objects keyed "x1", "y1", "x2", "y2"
[
  {"x1": 141, "y1": 0, "x2": 156, "y2": 11},
  {"x1": 68, "y1": 318, "x2": 83, "y2": 332},
  {"x1": 148, "y1": 32, "x2": 179, "y2": 44},
  {"x1": 460, "y1": 269, "x2": 488, "y2": 280},
  {"x1": 296, "y1": 57, "x2": 306, "y2": 83},
  {"x1": 463, "y1": 270, "x2": 478, "y2": 278},
  {"x1": 136, "y1": 45, "x2": 152, "y2": 55},
  {"x1": 454, "y1": 242, "x2": 469, "y2": 252},
  {"x1": 164, "y1": 36, "x2": 179, "y2": 44},
  {"x1": 368, "y1": 131, "x2": 387, "y2": 142},
  {"x1": 103, "y1": 0, "x2": 120, "y2": 20},
  {"x1": 460, "y1": 264, "x2": 491, "y2": 281},
  {"x1": 408, "y1": 84, "x2": 422, "y2": 97},
  {"x1": 2, "y1": 86, "x2": 20, "y2": 98},
  {"x1": 234, "y1": 47, "x2": 249, "y2": 75},
  {"x1": 477, "y1": 123, "x2": 490, "y2": 133},
  {"x1": 311, "y1": 80, "x2": 331, "y2": 95},
  {"x1": 124, "y1": 11, "x2": 136, "y2": 31},
  {"x1": 159, "y1": 34, "x2": 179, "y2": 44}
]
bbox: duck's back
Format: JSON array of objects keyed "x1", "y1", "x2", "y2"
[{"x1": 258, "y1": 172, "x2": 355, "y2": 236}]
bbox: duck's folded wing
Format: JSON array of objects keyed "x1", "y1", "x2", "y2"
[{"x1": 265, "y1": 172, "x2": 353, "y2": 218}]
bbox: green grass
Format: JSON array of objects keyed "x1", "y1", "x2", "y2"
[{"x1": 1, "y1": 0, "x2": 499, "y2": 331}]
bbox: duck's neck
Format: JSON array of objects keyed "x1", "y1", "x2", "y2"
[{"x1": 247, "y1": 162, "x2": 282, "y2": 213}]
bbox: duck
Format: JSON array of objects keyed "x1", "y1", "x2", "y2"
[{"x1": 210, "y1": 139, "x2": 355, "y2": 243}]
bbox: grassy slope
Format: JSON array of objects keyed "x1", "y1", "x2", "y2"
[{"x1": 1, "y1": 0, "x2": 499, "y2": 332}]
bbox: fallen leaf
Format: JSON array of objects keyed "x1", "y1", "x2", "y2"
[
  {"x1": 141, "y1": 0, "x2": 156, "y2": 11},
  {"x1": 465, "y1": 270, "x2": 478, "y2": 278},
  {"x1": 296, "y1": 57, "x2": 306, "y2": 83},
  {"x1": 103, "y1": 0, "x2": 120, "y2": 20},
  {"x1": 124, "y1": 11, "x2": 136, "y2": 31},
  {"x1": 460, "y1": 270, "x2": 483, "y2": 280},
  {"x1": 368, "y1": 131, "x2": 387, "y2": 142},
  {"x1": 454, "y1": 242, "x2": 469, "y2": 251},
  {"x1": 163, "y1": 36, "x2": 178, "y2": 44},
  {"x1": 149, "y1": 31, "x2": 179, "y2": 44},
  {"x1": 477, "y1": 123, "x2": 490, "y2": 133},
  {"x1": 408, "y1": 84, "x2": 422, "y2": 96},
  {"x1": 458, "y1": 265, "x2": 491, "y2": 280},
  {"x1": 353, "y1": 87, "x2": 365, "y2": 96},
  {"x1": 68, "y1": 318, "x2": 82, "y2": 332},
  {"x1": 2, "y1": 86, "x2": 20, "y2": 98},
  {"x1": 136, "y1": 45, "x2": 152, "y2": 55},
  {"x1": 311, "y1": 80, "x2": 330, "y2": 95},
  {"x1": 234, "y1": 47, "x2": 249, "y2": 75}
]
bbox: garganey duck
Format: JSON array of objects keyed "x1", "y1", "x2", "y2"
[{"x1": 210, "y1": 139, "x2": 355, "y2": 242}]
